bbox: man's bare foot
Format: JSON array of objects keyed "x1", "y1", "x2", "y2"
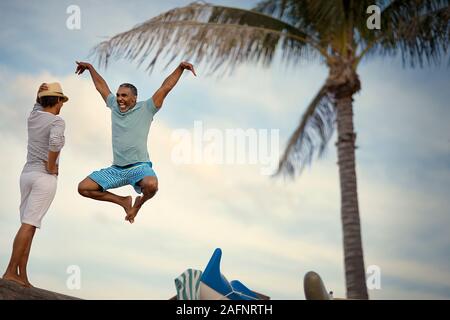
[
  {"x1": 120, "y1": 195, "x2": 133, "y2": 217},
  {"x1": 126, "y1": 196, "x2": 143, "y2": 224},
  {"x1": 2, "y1": 273, "x2": 27, "y2": 286}
]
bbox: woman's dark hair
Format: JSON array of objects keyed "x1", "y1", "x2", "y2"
[{"x1": 40, "y1": 96, "x2": 61, "y2": 108}]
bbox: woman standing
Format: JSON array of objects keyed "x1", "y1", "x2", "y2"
[{"x1": 2, "y1": 82, "x2": 68, "y2": 287}]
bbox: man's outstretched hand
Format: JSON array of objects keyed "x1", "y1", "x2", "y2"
[
  {"x1": 75, "y1": 61, "x2": 92, "y2": 75},
  {"x1": 180, "y1": 61, "x2": 196, "y2": 76}
]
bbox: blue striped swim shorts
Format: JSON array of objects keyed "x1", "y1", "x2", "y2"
[{"x1": 88, "y1": 162, "x2": 156, "y2": 194}]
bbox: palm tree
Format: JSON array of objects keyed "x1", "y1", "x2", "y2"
[{"x1": 92, "y1": 0, "x2": 449, "y2": 299}]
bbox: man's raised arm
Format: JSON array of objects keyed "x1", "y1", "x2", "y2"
[
  {"x1": 75, "y1": 61, "x2": 111, "y2": 102},
  {"x1": 152, "y1": 61, "x2": 196, "y2": 109}
]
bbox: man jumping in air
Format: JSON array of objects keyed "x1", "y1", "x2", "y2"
[{"x1": 76, "y1": 61, "x2": 196, "y2": 223}]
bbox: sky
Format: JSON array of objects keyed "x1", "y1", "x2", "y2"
[{"x1": 0, "y1": 0, "x2": 449, "y2": 300}]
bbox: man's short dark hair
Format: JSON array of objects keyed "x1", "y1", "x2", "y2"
[
  {"x1": 40, "y1": 96, "x2": 61, "y2": 108},
  {"x1": 120, "y1": 83, "x2": 138, "y2": 97}
]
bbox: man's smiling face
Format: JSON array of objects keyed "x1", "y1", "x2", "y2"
[{"x1": 116, "y1": 86, "x2": 137, "y2": 112}]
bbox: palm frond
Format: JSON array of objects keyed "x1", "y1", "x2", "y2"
[
  {"x1": 255, "y1": 0, "x2": 379, "y2": 55},
  {"x1": 253, "y1": 0, "x2": 319, "y2": 39},
  {"x1": 91, "y1": 1, "x2": 322, "y2": 75},
  {"x1": 359, "y1": 0, "x2": 449, "y2": 66},
  {"x1": 276, "y1": 84, "x2": 335, "y2": 177},
  {"x1": 255, "y1": 0, "x2": 344, "y2": 50}
]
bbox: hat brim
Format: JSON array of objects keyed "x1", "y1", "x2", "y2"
[{"x1": 38, "y1": 92, "x2": 69, "y2": 103}]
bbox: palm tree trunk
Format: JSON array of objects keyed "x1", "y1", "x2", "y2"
[{"x1": 335, "y1": 95, "x2": 369, "y2": 300}]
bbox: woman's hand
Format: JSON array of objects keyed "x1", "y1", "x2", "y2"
[{"x1": 44, "y1": 161, "x2": 59, "y2": 176}]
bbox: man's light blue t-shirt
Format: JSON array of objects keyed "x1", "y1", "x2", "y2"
[{"x1": 106, "y1": 93, "x2": 159, "y2": 166}]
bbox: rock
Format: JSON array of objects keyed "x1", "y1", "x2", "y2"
[{"x1": 0, "y1": 278, "x2": 81, "y2": 300}]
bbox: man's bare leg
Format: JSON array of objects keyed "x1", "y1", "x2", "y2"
[
  {"x1": 126, "y1": 176, "x2": 158, "y2": 224},
  {"x1": 2, "y1": 224, "x2": 36, "y2": 286},
  {"x1": 78, "y1": 177, "x2": 133, "y2": 217}
]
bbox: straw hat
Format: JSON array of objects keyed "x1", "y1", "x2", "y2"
[{"x1": 38, "y1": 82, "x2": 69, "y2": 102}]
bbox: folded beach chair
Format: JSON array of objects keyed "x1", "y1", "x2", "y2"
[{"x1": 174, "y1": 268, "x2": 203, "y2": 300}]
